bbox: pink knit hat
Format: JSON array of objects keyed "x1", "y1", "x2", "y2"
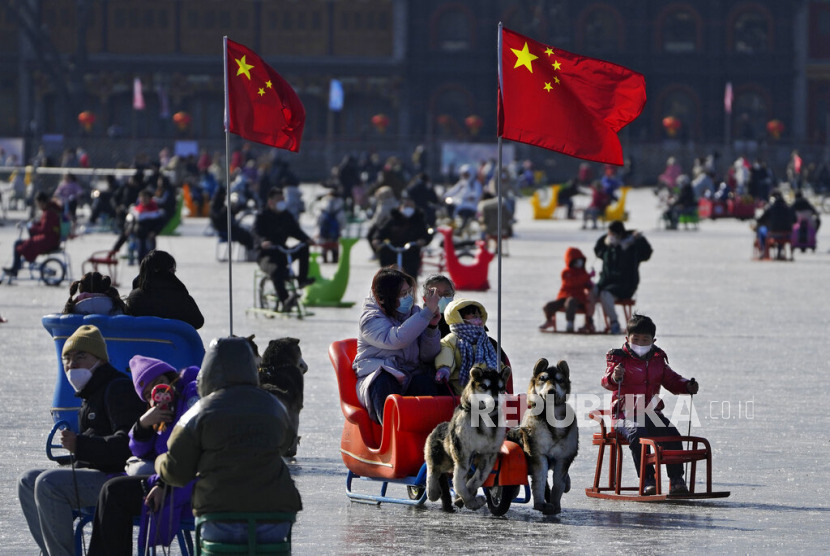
[{"x1": 129, "y1": 355, "x2": 176, "y2": 402}]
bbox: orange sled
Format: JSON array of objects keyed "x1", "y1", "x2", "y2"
[{"x1": 330, "y1": 338, "x2": 529, "y2": 515}]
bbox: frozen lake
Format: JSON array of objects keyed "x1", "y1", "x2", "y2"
[{"x1": 1, "y1": 186, "x2": 828, "y2": 554}]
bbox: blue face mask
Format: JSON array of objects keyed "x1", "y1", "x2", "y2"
[
  {"x1": 437, "y1": 296, "x2": 453, "y2": 315},
  {"x1": 396, "y1": 294, "x2": 414, "y2": 314}
]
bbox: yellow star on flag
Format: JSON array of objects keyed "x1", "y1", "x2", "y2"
[
  {"x1": 257, "y1": 87, "x2": 265, "y2": 97},
  {"x1": 511, "y1": 42, "x2": 538, "y2": 73},
  {"x1": 553, "y1": 60, "x2": 562, "y2": 71},
  {"x1": 554, "y1": 76, "x2": 561, "y2": 85},
  {"x1": 544, "y1": 47, "x2": 554, "y2": 56},
  {"x1": 235, "y1": 55, "x2": 254, "y2": 80},
  {"x1": 543, "y1": 82, "x2": 553, "y2": 92},
  {"x1": 265, "y1": 80, "x2": 273, "y2": 89}
]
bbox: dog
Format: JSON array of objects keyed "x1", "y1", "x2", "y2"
[
  {"x1": 425, "y1": 365, "x2": 511, "y2": 511},
  {"x1": 257, "y1": 337, "x2": 307, "y2": 458},
  {"x1": 507, "y1": 358, "x2": 578, "y2": 515}
]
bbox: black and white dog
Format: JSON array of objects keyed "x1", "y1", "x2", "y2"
[
  {"x1": 508, "y1": 358, "x2": 578, "y2": 515},
  {"x1": 425, "y1": 365, "x2": 511, "y2": 511}
]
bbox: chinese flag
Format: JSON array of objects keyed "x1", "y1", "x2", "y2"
[
  {"x1": 498, "y1": 26, "x2": 646, "y2": 165},
  {"x1": 225, "y1": 38, "x2": 305, "y2": 152}
]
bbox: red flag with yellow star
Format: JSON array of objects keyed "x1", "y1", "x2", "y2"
[
  {"x1": 497, "y1": 26, "x2": 646, "y2": 165},
  {"x1": 225, "y1": 38, "x2": 305, "y2": 152}
]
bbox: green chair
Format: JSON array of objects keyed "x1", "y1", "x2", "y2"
[
  {"x1": 160, "y1": 196, "x2": 184, "y2": 236},
  {"x1": 195, "y1": 512, "x2": 295, "y2": 555}
]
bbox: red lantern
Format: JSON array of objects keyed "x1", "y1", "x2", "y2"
[
  {"x1": 766, "y1": 119, "x2": 784, "y2": 140},
  {"x1": 465, "y1": 115, "x2": 483, "y2": 136},
  {"x1": 371, "y1": 113, "x2": 390, "y2": 134},
  {"x1": 172, "y1": 111, "x2": 192, "y2": 131},
  {"x1": 662, "y1": 116, "x2": 681, "y2": 137},
  {"x1": 78, "y1": 111, "x2": 96, "y2": 132}
]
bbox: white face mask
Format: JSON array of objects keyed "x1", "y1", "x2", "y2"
[
  {"x1": 275, "y1": 201, "x2": 288, "y2": 212},
  {"x1": 437, "y1": 296, "x2": 453, "y2": 314},
  {"x1": 66, "y1": 360, "x2": 99, "y2": 392},
  {"x1": 400, "y1": 206, "x2": 415, "y2": 218},
  {"x1": 629, "y1": 343, "x2": 652, "y2": 357},
  {"x1": 573, "y1": 260, "x2": 584, "y2": 269}
]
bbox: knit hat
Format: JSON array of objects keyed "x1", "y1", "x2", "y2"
[
  {"x1": 129, "y1": 355, "x2": 177, "y2": 402},
  {"x1": 62, "y1": 325, "x2": 108, "y2": 363}
]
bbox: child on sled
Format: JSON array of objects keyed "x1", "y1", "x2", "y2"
[
  {"x1": 600, "y1": 314, "x2": 700, "y2": 495},
  {"x1": 434, "y1": 299, "x2": 509, "y2": 396},
  {"x1": 539, "y1": 247, "x2": 595, "y2": 333}
]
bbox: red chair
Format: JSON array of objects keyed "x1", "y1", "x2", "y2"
[
  {"x1": 603, "y1": 298, "x2": 635, "y2": 332},
  {"x1": 82, "y1": 250, "x2": 120, "y2": 286},
  {"x1": 585, "y1": 410, "x2": 729, "y2": 501}
]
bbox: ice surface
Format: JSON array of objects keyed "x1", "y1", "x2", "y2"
[{"x1": 0, "y1": 187, "x2": 827, "y2": 554}]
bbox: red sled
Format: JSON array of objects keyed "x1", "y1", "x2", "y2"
[{"x1": 437, "y1": 226, "x2": 494, "y2": 291}]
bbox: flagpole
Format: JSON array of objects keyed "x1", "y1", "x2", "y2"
[
  {"x1": 496, "y1": 23, "x2": 503, "y2": 369},
  {"x1": 223, "y1": 36, "x2": 234, "y2": 337}
]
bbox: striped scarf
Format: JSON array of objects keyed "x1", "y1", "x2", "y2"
[{"x1": 449, "y1": 322, "x2": 499, "y2": 388}]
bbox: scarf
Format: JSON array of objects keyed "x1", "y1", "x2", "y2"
[{"x1": 449, "y1": 322, "x2": 499, "y2": 388}]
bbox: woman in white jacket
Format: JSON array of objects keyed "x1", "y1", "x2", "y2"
[{"x1": 353, "y1": 267, "x2": 443, "y2": 424}]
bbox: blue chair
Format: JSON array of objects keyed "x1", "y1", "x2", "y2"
[
  {"x1": 136, "y1": 514, "x2": 195, "y2": 556},
  {"x1": 42, "y1": 314, "x2": 205, "y2": 430}
]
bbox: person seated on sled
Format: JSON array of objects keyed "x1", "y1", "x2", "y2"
[
  {"x1": 422, "y1": 274, "x2": 456, "y2": 337},
  {"x1": 62, "y1": 271, "x2": 126, "y2": 316},
  {"x1": 539, "y1": 247, "x2": 595, "y2": 333},
  {"x1": 253, "y1": 186, "x2": 316, "y2": 312},
  {"x1": 210, "y1": 187, "x2": 254, "y2": 253},
  {"x1": 755, "y1": 191, "x2": 796, "y2": 257},
  {"x1": 3, "y1": 191, "x2": 62, "y2": 278},
  {"x1": 156, "y1": 337, "x2": 301, "y2": 545},
  {"x1": 592, "y1": 221, "x2": 652, "y2": 334},
  {"x1": 18, "y1": 325, "x2": 146, "y2": 556},
  {"x1": 601, "y1": 314, "x2": 699, "y2": 496},
  {"x1": 791, "y1": 190, "x2": 821, "y2": 232},
  {"x1": 370, "y1": 195, "x2": 433, "y2": 279},
  {"x1": 125, "y1": 250, "x2": 204, "y2": 329},
  {"x1": 582, "y1": 182, "x2": 610, "y2": 230},
  {"x1": 354, "y1": 267, "x2": 444, "y2": 424},
  {"x1": 663, "y1": 174, "x2": 697, "y2": 230},
  {"x1": 434, "y1": 299, "x2": 510, "y2": 396},
  {"x1": 87, "y1": 356, "x2": 199, "y2": 556}
]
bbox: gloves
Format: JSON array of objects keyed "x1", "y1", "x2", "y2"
[{"x1": 435, "y1": 367, "x2": 450, "y2": 383}]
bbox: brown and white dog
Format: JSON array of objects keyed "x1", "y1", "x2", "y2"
[{"x1": 507, "y1": 358, "x2": 578, "y2": 515}]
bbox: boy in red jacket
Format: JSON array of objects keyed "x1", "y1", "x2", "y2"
[
  {"x1": 539, "y1": 247, "x2": 595, "y2": 332},
  {"x1": 601, "y1": 314, "x2": 699, "y2": 495}
]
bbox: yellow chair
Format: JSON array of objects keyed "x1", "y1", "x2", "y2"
[
  {"x1": 195, "y1": 512, "x2": 296, "y2": 555},
  {"x1": 531, "y1": 185, "x2": 560, "y2": 219},
  {"x1": 602, "y1": 186, "x2": 630, "y2": 223}
]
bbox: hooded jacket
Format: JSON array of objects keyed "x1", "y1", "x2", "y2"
[
  {"x1": 435, "y1": 299, "x2": 505, "y2": 395},
  {"x1": 557, "y1": 247, "x2": 592, "y2": 304},
  {"x1": 353, "y1": 292, "x2": 441, "y2": 417},
  {"x1": 594, "y1": 230, "x2": 652, "y2": 299},
  {"x1": 125, "y1": 272, "x2": 204, "y2": 329},
  {"x1": 601, "y1": 343, "x2": 690, "y2": 417},
  {"x1": 155, "y1": 338, "x2": 301, "y2": 516},
  {"x1": 73, "y1": 363, "x2": 146, "y2": 472}
]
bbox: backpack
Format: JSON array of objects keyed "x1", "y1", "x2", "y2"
[{"x1": 320, "y1": 209, "x2": 341, "y2": 239}]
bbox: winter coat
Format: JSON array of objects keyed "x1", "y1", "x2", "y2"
[
  {"x1": 17, "y1": 201, "x2": 62, "y2": 262},
  {"x1": 758, "y1": 200, "x2": 796, "y2": 234},
  {"x1": 74, "y1": 363, "x2": 147, "y2": 473},
  {"x1": 370, "y1": 208, "x2": 432, "y2": 278},
  {"x1": 601, "y1": 343, "x2": 690, "y2": 418},
  {"x1": 253, "y1": 206, "x2": 310, "y2": 255},
  {"x1": 588, "y1": 187, "x2": 610, "y2": 210},
  {"x1": 405, "y1": 179, "x2": 439, "y2": 226},
  {"x1": 125, "y1": 273, "x2": 204, "y2": 329},
  {"x1": 557, "y1": 247, "x2": 592, "y2": 304},
  {"x1": 353, "y1": 293, "x2": 441, "y2": 417},
  {"x1": 155, "y1": 339, "x2": 302, "y2": 516},
  {"x1": 594, "y1": 231, "x2": 652, "y2": 300},
  {"x1": 444, "y1": 177, "x2": 483, "y2": 213}
]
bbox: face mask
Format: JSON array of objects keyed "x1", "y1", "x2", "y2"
[
  {"x1": 465, "y1": 317, "x2": 484, "y2": 327},
  {"x1": 400, "y1": 206, "x2": 415, "y2": 218},
  {"x1": 573, "y1": 260, "x2": 584, "y2": 269},
  {"x1": 66, "y1": 368, "x2": 93, "y2": 392},
  {"x1": 275, "y1": 201, "x2": 287, "y2": 212},
  {"x1": 608, "y1": 235, "x2": 620, "y2": 245},
  {"x1": 629, "y1": 343, "x2": 652, "y2": 357},
  {"x1": 437, "y1": 296, "x2": 453, "y2": 314},
  {"x1": 396, "y1": 294, "x2": 414, "y2": 314}
]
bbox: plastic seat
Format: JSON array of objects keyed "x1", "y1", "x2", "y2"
[
  {"x1": 437, "y1": 226, "x2": 494, "y2": 291},
  {"x1": 195, "y1": 512, "x2": 295, "y2": 555},
  {"x1": 531, "y1": 185, "x2": 560, "y2": 219},
  {"x1": 601, "y1": 187, "x2": 630, "y2": 223},
  {"x1": 42, "y1": 314, "x2": 205, "y2": 430}
]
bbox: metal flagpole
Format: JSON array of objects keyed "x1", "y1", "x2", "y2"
[
  {"x1": 496, "y1": 22, "x2": 503, "y2": 367},
  {"x1": 223, "y1": 36, "x2": 234, "y2": 336}
]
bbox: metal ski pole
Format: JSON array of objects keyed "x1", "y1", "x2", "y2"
[{"x1": 685, "y1": 377, "x2": 696, "y2": 482}]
